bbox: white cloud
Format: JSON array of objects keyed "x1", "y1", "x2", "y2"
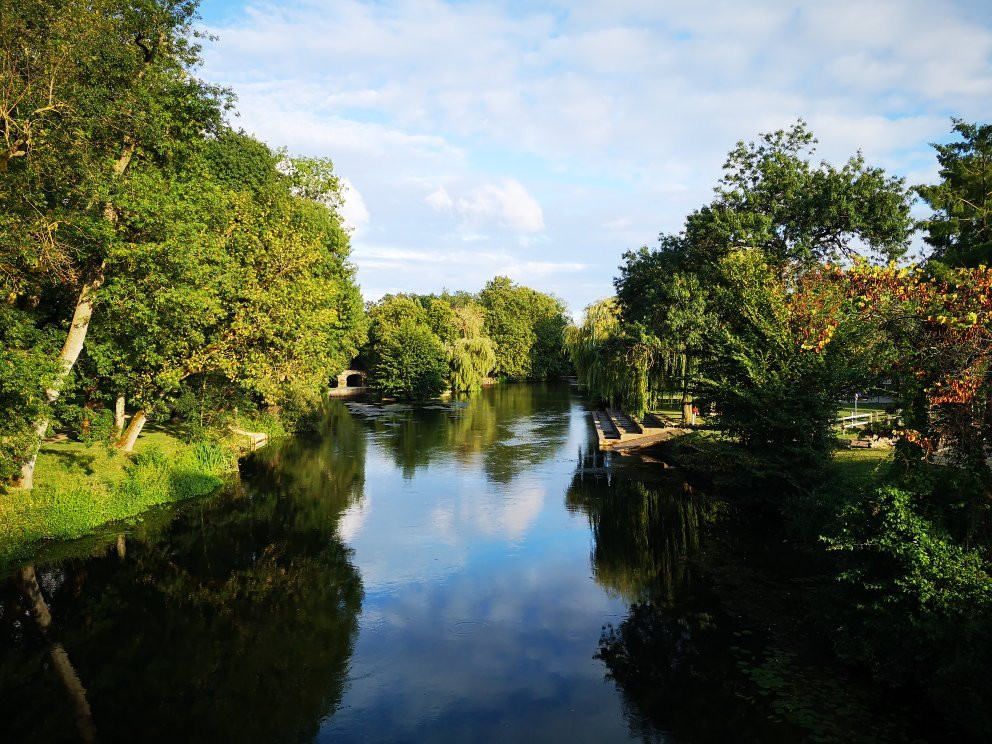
[
  {"x1": 338, "y1": 177, "x2": 370, "y2": 236},
  {"x1": 425, "y1": 186, "x2": 454, "y2": 212},
  {"x1": 456, "y1": 180, "x2": 545, "y2": 234}
]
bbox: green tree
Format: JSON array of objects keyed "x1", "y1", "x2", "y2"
[
  {"x1": 86, "y1": 134, "x2": 364, "y2": 449},
  {"x1": 701, "y1": 250, "x2": 880, "y2": 464},
  {"x1": 0, "y1": 0, "x2": 227, "y2": 487},
  {"x1": 479, "y1": 276, "x2": 569, "y2": 381},
  {"x1": 566, "y1": 298, "x2": 660, "y2": 416},
  {"x1": 0, "y1": 307, "x2": 61, "y2": 480},
  {"x1": 683, "y1": 120, "x2": 913, "y2": 270},
  {"x1": 919, "y1": 119, "x2": 992, "y2": 269},
  {"x1": 366, "y1": 295, "x2": 449, "y2": 400},
  {"x1": 615, "y1": 246, "x2": 712, "y2": 421},
  {"x1": 448, "y1": 302, "x2": 496, "y2": 392}
]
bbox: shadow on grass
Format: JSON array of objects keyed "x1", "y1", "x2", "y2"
[{"x1": 41, "y1": 449, "x2": 99, "y2": 476}]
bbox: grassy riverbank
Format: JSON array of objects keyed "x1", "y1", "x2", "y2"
[{"x1": 0, "y1": 427, "x2": 253, "y2": 568}]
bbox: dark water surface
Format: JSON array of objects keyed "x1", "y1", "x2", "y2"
[{"x1": 1, "y1": 385, "x2": 916, "y2": 742}]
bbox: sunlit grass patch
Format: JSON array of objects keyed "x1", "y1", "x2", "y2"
[{"x1": 0, "y1": 427, "x2": 239, "y2": 569}]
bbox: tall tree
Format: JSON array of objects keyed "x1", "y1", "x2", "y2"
[
  {"x1": 479, "y1": 276, "x2": 569, "y2": 381},
  {"x1": 616, "y1": 246, "x2": 712, "y2": 421},
  {"x1": 86, "y1": 133, "x2": 365, "y2": 449},
  {"x1": 919, "y1": 119, "x2": 992, "y2": 269},
  {"x1": 1, "y1": 0, "x2": 226, "y2": 487},
  {"x1": 681, "y1": 120, "x2": 913, "y2": 272}
]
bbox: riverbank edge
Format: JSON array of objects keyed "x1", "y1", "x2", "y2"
[{"x1": 0, "y1": 427, "x2": 270, "y2": 572}]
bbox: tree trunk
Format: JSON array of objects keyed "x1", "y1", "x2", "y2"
[
  {"x1": 115, "y1": 409, "x2": 147, "y2": 452},
  {"x1": 21, "y1": 566, "x2": 97, "y2": 743},
  {"x1": 681, "y1": 373, "x2": 693, "y2": 424},
  {"x1": 113, "y1": 394, "x2": 127, "y2": 438},
  {"x1": 13, "y1": 37, "x2": 155, "y2": 491},
  {"x1": 16, "y1": 269, "x2": 105, "y2": 489}
]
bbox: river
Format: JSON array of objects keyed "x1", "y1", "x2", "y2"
[{"x1": 0, "y1": 384, "x2": 923, "y2": 742}]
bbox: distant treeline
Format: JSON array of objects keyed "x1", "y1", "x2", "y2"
[{"x1": 362, "y1": 277, "x2": 571, "y2": 400}]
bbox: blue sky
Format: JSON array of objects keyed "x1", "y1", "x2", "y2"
[{"x1": 195, "y1": 0, "x2": 992, "y2": 315}]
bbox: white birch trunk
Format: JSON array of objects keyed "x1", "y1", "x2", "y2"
[
  {"x1": 115, "y1": 409, "x2": 147, "y2": 453},
  {"x1": 16, "y1": 270, "x2": 105, "y2": 489},
  {"x1": 113, "y1": 394, "x2": 127, "y2": 438}
]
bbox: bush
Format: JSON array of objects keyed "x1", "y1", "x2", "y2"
[
  {"x1": 824, "y1": 486, "x2": 992, "y2": 738},
  {"x1": 370, "y1": 319, "x2": 449, "y2": 400},
  {"x1": 77, "y1": 408, "x2": 116, "y2": 446}
]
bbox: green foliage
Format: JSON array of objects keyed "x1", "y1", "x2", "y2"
[
  {"x1": 0, "y1": 0, "x2": 228, "y2": 292},
  {"x1": 450, "y1": 337, "x2": 497, "y2": 393},
  {"x1": 202, "y1": 129, "x2": 284, "y2": 196},
  {"x1": 701, "y1": 250, "x2": 864, "y2": 460},
  {"x1": 683, "y1": 120, "x2": 913, "y2": 270},
  {"x1": 425, "y1": 298, "x2": 458, "y2": 345},
  {"x1": 479, "y1": 276, "x2": 570, "y2": 380},
  {"x1": 366, "y1": 299, "x2": 449, "y2": 400},
  {"x1": 566, "y1": 298, "x2": 664, "y2": 416},
  {"x1": 825, "y1": 486, "x2": 992, "y2": 737},
  {"x1": 81, "y1": 128, "x2": 365, "y2": 419},
  {"x1": 448, "y1": 302, "x2": 496, "y2": 392},
  {"x1": 919, "y1": 119, "x2": 992, "y2": 268},
  {"x1": 0, "y1": 306, "x2": 60, "y2": 481},
  {"x1": 76, "y1": 408, "x2": 115, "y2": 446},
  {"x1": 614, "y1": 246, "x2": 715, "y2": 418},
  {"x1": 363, "y1": 286, "x2": 565, "y2": 397}
]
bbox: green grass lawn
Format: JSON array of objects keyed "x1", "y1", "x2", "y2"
[
  {"x1": 829, "y1": 446, "x2": 893, "y2": 491},
  {"x1": 650, "y1": 406, "x2": 684, "y2": 422},
  {"x1": 0, "y1": 426, "x2": 245, "y2": 569},
  {"x1": 835, "y1": 401, "x2": 893, "y2": 417}
]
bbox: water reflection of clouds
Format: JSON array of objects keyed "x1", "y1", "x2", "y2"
[
  {"x1": 320, "y1": 554, "x2": 629, "y2": 743},
  {"x1": 321, "y1": 389, "x2": 633, "y2": 739},
  {"x1": 341, "y1": 432, "x2": 572, "y2": 590},
  {"x1": 336, "y1": 495, "x2": 369, "y2": 543}
]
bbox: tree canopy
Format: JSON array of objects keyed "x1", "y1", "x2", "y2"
[
  {"x1": 918, "y1": 119, "x2": 992, "y2": 269},
  {"x1": 1, "y1": 0, "x2": 364, "y2": 483}
]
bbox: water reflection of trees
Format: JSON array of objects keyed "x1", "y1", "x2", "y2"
[
  {"x1": 572, "y1": 453, "x2": 904, "y2": 742},
  {"x1": 567, "y1": 455, "x2": 784, "y2": 741},
  {"x1": 566, "y1": 450, "x2": 708, "y2": 603},
  {"x1": 0, "y1": 404, "x2": 366, "y2": 743},
  {"x1": 356, "y1": 383, "x2": 572, "y2": 483}
]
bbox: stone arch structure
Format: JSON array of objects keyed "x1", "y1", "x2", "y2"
[
  {"x1": 329, "y1": 369, "x2": 368, "y2": 397},
  {"x1": 336, "y1": 369, "x2": 367, "y2": 388}
]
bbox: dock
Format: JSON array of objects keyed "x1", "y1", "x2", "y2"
[{"x1": 592, "y1": 408, "x2": 688, "y2": 452}]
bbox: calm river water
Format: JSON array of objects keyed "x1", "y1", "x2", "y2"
[{"x1": 0, "y1": 384, "x2": 922, "y2": 742}]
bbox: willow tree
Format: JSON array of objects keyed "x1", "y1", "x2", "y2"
[
  {"x1": 566, "y1": 298, "x2": 622, "y2": 403},
  {"x1": 448, "y1": 301, "x2": 496, "y2": 392},
  {"x1": 566, "y1": 298, "x2": 664, "y2": 418},
  {"x1": 615, "y1": 248, "x2": 712, "y2": 422}
]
